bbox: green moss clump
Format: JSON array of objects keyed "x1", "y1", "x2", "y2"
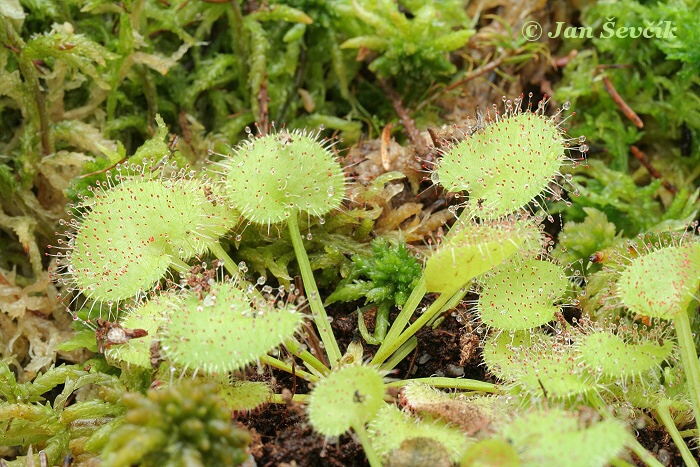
[
  {"x1": 326, "y1": 238, "x2": 422, "y2": 309},
  {"x1": 101, "y1": 382, "x2": 250, "y2": 467}
]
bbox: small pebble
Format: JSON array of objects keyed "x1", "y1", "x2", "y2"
[
  {"x1": 445, "y1": 364, "x2": 465, "y2": 377},
  {"x1": 418, "y1": 353, "x2": 431, "y2": 365},
  {"x1": 656, "y1": 448, "x2": 671, "y2": 466}
]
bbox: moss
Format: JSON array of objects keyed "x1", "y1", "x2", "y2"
[{"x1": 101, "y1": 382, "x2": 250, "y2": 467}]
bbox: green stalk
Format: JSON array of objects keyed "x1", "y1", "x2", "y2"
[
  {"x1": 673, "y1": 308, "x2": 700, "y2": 436},
  {"x1": 430, "y1": 287, "x2": 468, "y2": 328},
  {"x1": 357, "y1": 307, "x2": 381, "y2": 345},
  {"x1": 357, "y1": 303, "x2": 392, "y2": 345},
  {"x1": 374, "y1": 302, "x2": 391, "y2": 342},
  {"x1": 386, "y1": 377, "x2": 499, "y2": 393},
  {"x1": 284, "y1": 337, "x2": 330, "y2": 377},
  {"x1": 655, "y1": 400, "x2": 698, "y2": 467},
  {"x1": 353, "y1": 423, "x2": 382, "y2": 467},
  {"x1": 287, "y1": 214, "x2": 342, "y2": 366},
  {"x1": 371, "y1": 285, "x2": 458, "y2": 365},
  {"x1": 209, "y1": 242, "x2": 239, "y2": 277},
  {"x1": 379, "y1": 277, "x2": 426, "y2": 350},
  {"x1": 627, "y1": 437, "x2": 665, "y2": 467},
  {"x1": 379, "y1": 337, "x2": 417, "y2": 372},
  {"x1": 269, "y1": 393, "x2": 310, "y2": 404},
  {"x1": 259, "y1": 355, "x2": 319, "y2": 383}
]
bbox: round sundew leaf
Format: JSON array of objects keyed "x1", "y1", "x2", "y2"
[
  {"x1": 160, "y1": 282, "x2": 304, "y2": 374},
  {"x1": 500, "y1": 408, "x2": 629, "y2": 466},
  {"x1": 69, "y1": 178, "x2": 176, "y2": 302},
  {"x1": 105, "y1": 298, "x2": 171, "y2": 369},
  {"x1": 578, "y1": 331, "x2": 673, "y2": 379},
  {"x1": 223, "y1": 129, "x2": 345, "y2": 225},
  {"x1": 483, "y1": 330, "x2": 593, "y2": 399},
  {"x1": 435, "y1": 112, "x2": 565, "y2": 219},
  {"x1": 307, "y1": 365, "x2": 385, "y2": 437},
  {"x1": 478, "y1": 259, "x2": 569, "y2": 331},
  {"x1": 482, "y1": 330, "x2": 535, "y2": 380},
  {"x1": 424, "y1": 219, "x2": 542, "y2": 293},
  {"x1": 368, "y1": 405, "x2": 468, "y2": 464},
  {"x1": 68, "y1": 176, "x2": 234, "y2": 304},
  {"x1": 158, "y1": 178, "x2": 237, "y2": 260},
  {"x1": 617, "y1": 243, "x2": 700, "y2": 320}
]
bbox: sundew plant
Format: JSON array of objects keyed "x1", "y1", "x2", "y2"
[
  {"x1": 2, "y1": 1, "x2": 700, "y2": 466},
  {"x1": 34, "y1": 94, "x2": 696, "y2": 467}
]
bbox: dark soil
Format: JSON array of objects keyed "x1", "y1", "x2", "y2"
[
  {"x1": 240, "y1": 408, "x2": 366, "y2": 467},
  {"x1": 633, "y1": 424, "x2": 684, "y2": 467}
]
